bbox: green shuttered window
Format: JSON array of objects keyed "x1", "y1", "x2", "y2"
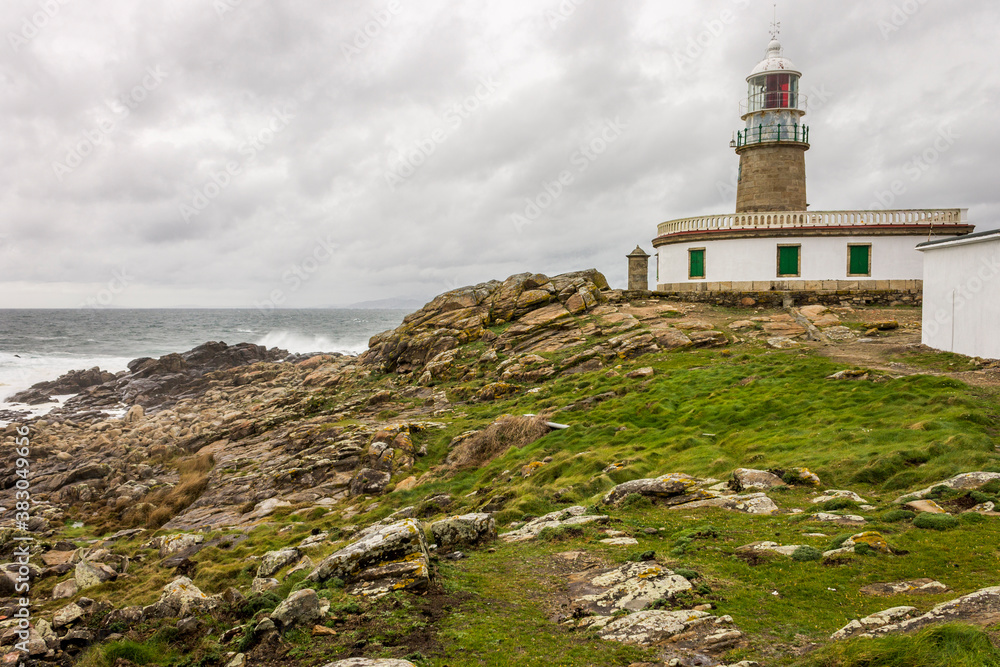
[
  {"x1": 848, "y1": 245, "x2": 871, "y2": 276},
  {"x1": 777, "y1": 245, "x2": 800, "y2": 277},
  {"x1": 688, "y1": 248, "x2": 705, "y2": 279}
]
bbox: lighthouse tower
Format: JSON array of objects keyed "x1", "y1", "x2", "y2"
[{"x1": 734, "y1": 26, "x2": 809, "y2": 213}]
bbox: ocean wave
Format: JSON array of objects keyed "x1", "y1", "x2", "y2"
[
  {"x1": 255, "y1": 331, "x2": 368, "y2": 356},
  {"x1": 0, "y1": 352, "x2": 132, "y2": 398}
]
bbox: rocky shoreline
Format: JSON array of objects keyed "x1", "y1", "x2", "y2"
[{"x1": 1, "y1": 269, "x2": 999, "y2": 666}]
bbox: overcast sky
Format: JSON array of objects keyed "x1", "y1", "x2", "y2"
[{"x1": 1, "y1": 0, "x2": 997, "y2": 308}]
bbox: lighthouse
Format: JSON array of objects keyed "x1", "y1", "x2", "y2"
[
  {"x1": 648, "y1": 19, "x2": 972, "y2": 298},
  {"x1": 733, "y1": 29, "x2": 809, "y2": 213}
]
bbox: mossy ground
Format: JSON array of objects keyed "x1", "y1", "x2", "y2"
[{"x1": 41, "y1": 315, "x2": 1000, "y2": 666}]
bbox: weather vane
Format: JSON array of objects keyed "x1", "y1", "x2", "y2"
[{"x1": 770, "y1": 4, "x2": 781, "y2": 39}]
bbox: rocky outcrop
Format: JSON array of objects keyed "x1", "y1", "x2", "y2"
[
  {"x1": 270, "y1": 589, "x2": 323, "y2": 630},
  {"x1": 60, "y1": 341, "x2": 290, "y2": 414},
  {"x1": 860, "y1": 579, "x2": 950, "y2": 597},
  {"x1": 567, "y1": 562, "x2": 692, "y2": 615},
  {"x1": 6, "y1": 367, "x2": 118, "y2": 404},
  {"x1": 257, "y1": 548, "x2": 301, "y2": 578},
  {"x1": 500, "y1": 507, "x2": 609, "y2": 543},
  {"x1": 430, "y1": 513, "x2": 496, "y2": 550},
  {"x1": 602, "y1": 473, "x2": 703, "y2": 505},
  {"x1": 894, "y1": 472, "x2": 1000, "y2": 503},
  {"x1": 832, "y1": 586, "x2": 1000, "y2": 640},
  {"x1": 360, "y1": 270, "x2": 609, "y2": 374},
  {"x1": 729, "y1": 468, "x2": 786, "y2": 492},
  {"x1": 307, "y1": 519, "x2": 432, "y2": 597},
  {"x1": 604, "y1": 473, "x2": 778, "y2": 514},
  {"x1": 142, "y1": 577, "x2": 218, "y2": 619}
]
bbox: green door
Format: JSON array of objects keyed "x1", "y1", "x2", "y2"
[
  {"x1": 689, "y1": 249, "x2": 705, "y2": 279},
  {"x1": 777, "y1": 246, "x2": 799, "y2": 276},
  {"x1": 849, "y1": 245, "x2": 870, "y2": 276}
]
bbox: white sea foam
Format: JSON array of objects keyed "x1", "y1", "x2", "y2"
[
  {"x1": 0, "y1": 352, "x2": 132, "y2": 424},
  {"x1": 255, "y1": 330, "x2": 368, "y2": 356}
]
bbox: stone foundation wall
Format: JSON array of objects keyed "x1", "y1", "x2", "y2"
[{"x1": 632, "y1": 284, "x2": 922, "y2": 308}]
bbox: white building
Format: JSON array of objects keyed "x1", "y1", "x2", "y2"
[
  {"x1": 917, "y1": 230, "x2": 1000, "y2": 360},
  {"x1": 652, "y1": 32, "x2": 973, "y2": 294}
]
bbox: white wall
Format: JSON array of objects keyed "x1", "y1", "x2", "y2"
[
  {"x1": 657, "y1": 234, "x2": 926, "y2": 284},
  {"x1": 920, "y1": 236, "x2": 1000, "y2": 360}
]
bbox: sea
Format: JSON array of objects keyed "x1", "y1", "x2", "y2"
[{"x1": 0, "y1": 309, "x2": 407, "y2": 423}]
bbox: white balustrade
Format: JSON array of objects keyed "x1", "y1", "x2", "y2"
[{"x1": 657, "y1": 209, "x2": 968, "y2": 237}]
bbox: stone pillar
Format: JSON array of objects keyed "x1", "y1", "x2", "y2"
[
  {"x1": 735, "y1": 143, "x2": 808, "y2": 212},
  {"x1": 627, "y1": 246, "x2": 650, "y2": 291}
]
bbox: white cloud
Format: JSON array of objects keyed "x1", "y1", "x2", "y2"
[{"x1": 0, "y1": 0, "x2": 997, "y2": 307}]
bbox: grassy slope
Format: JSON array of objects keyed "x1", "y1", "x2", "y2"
[{"x1": 57, "y1": 332, "x2": 1000, "y2": 666}]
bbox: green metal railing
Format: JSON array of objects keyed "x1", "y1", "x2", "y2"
[{"x1": 735, "y1": 123, "x2": 809, "y2": 147}]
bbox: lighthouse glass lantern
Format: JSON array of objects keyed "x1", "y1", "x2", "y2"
[{"x1": 737, "y1": 39, "x2": 807, "y2": 146}]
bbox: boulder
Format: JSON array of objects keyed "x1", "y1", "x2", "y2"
[
  {"x1": 349, "y1": 468, "x2": 392, "y2": 496},
  {"x1": 766, "y1": 336, "x2": 800, "y2": 349},
  {"x1": 501, "y1": 507, "x2": 609, "y2": 543},
  {"x1": 667, "y1": 492, "x2": 779, "y2": 515},
  {"x1": 810, "y1": 513, "x2": 866, "y2": 525},
  {"x1": 52, "y1": 602, "x2": 85, "y2": 628},
  {"x1": 860, "y1": 579, "x2": 950, "y2": 597},
  {"x1": 430, "y1": 513, "x2": 496, "y2": 550},
  {"x1": 594, "y1": 609, "x2": 744, "y2": 656},
  {"x1": 271, "y1": 589, "x2": 323, "y2": 630},
  {"x1": 143, "y1": 576, "x2": 216, "y2": 619},
  {"x1": 307, "y1": 519, "x2": 432, "y2": 597},
  {"x1": 251, "y1": 578, "x2": 280, "y2": 594},
  {"x1": 652, "y1": 328, "x2": 694, "y2": 350},
  {"x1": 567, "y1": 562, "x2": 692, "y2": 615},
  {"x1": 603, "y1": 473, "x2": 702, "y2": 505},
  {"x1": 832, "y1": 587, "x2": 1000, "y2": 640},
  {"x1": 257, "y1": 548, "x2": 301, "y2": 578},
  {"x1": 75, "y1": 560, "x2": 116, "y2": 589},
  {"x1": 159, "y1": 533, "x2": 205, "y2": 557},
  {"x1": 812, "y1": 490, "x2": 867, "y2": 504},
  {"x1": 905, "y1": 499, "x2": 947, "y2": 514},
  {"x1": 894, "y1": 472, "x2": 1000, "y2": 503},
  {"x1": 52, "y1": 578, "x2": 79, "y2": 600},
  {"x1": 729, "y1": 468, "x2": 785, "y2": 492},
  {"x1": 737, "y1": 541, "x2": 808, "y2": 557}
]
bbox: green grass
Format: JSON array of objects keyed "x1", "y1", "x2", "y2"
[
  {"x1": 793, "y1": 624, "x2": 1000, "y2": 666},
  {"x1": 37, "y1": 323, "x2": 1000, "y2": 667}
]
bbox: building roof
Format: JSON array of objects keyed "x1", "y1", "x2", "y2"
[
  {"x1": 748, "y1": 39, "x2": 800, "y2": 77},
  {"x1": 627, "y1": 245, "x2": 649, "y2": 258},
  {"x1": 917, "y1": 228, "x2": 1000, "y2": 251}
]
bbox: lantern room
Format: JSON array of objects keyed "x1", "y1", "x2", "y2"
[{"x1": 743, "y1": 40, "x2": 802, "y2": 115}]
